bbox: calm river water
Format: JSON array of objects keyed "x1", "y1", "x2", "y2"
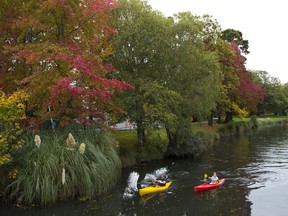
[{"x1": 1, "y1": 125, "x2": 288, "y2": 216}]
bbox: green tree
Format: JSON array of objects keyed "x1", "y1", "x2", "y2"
[
  {"x1": 199, "y1": 16, "x2": 240, "y2": 124},
  {"x1": 213, "y1": 39, "x2": 240, "y2": 123},
  {"x1": 221, "y1": 28, "x2": 250, "y2": 55},
  {"x1": 111, "y1": 0, "x2": 172, "y2": 147},
  {"x1": 165, "y1": 12, "x2": 222, "y2": 146},
  {"x1": 112, "y1": 2, "x2": 222, "y2": 152},
  {"x1": 251, "y1": 71, "x2": 288, "y2": 115}
]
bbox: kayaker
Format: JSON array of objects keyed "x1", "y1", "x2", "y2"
[
  {"x1": 209, "y1": 172, "x2": 219, "y2": 184},
  {"x1": 155, "y1": 173, "x2": 168, "y2": 186}
]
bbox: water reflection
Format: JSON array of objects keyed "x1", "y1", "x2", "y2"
[{"x1": 1, "y1": 125, "x2": 288, "y2": 215}]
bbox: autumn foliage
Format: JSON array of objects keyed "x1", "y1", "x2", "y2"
[
  {"x1": 0, "y1": 91, "x2": 28, "y2": 166},
  {"x1": 230, "y1": 42, "x2": 265, "y2": 113},
  {"x1": 0, "y1": 0, "x2": 132, "y2": 127}
]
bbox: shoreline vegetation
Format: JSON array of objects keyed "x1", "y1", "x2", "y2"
[
  {"x1": 1, "y1": 116, "x2": 287, "y2": 206},
  {"x1": 0, "y1": 126, "x2": 121, "y2": 206},
  {"x1": 115, "y1": 116, "x2": 288, "y2": 167}
]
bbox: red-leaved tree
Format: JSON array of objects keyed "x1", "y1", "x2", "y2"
[
  {"x1": 230, "y1": 42, "x2": 265, "y2": 113},
  {"x1": 0, "y1": 0, "x2": 132, "y2": 128}
]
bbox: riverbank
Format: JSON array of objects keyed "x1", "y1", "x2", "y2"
[
  {"x1": 3, "y1": 121, "x2": 288, "y2": 215},
  {"x1": 1, "y1": 117, "x2": 287, "y2": 207},
  {"x1": 114, "y1": 116, "x2": 288, "y2": 167}
]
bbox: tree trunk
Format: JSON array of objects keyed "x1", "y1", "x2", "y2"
[
  {"x1": 165, "y1": 127, "x2": 173, "y2": 146},
  {"x1": 217, "y1": 113, "x2": 221, "y2": 124},
  {"x1": 208, "y1": 111, "x2": 214, "y2": 126},
  {"x1": 224, "y1": 112, "x2": 233, "y2": 123},
  {"x1": 136, "y1": 121, "x2": 145, "y2": 148}
]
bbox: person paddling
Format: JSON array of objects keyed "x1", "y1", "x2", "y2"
[
  {"x1": 153, "y1": 173, "x2": 168, "y2": 187},
  {"x1": 209, "y1": 172, "x2": 219, "y2": 184}
]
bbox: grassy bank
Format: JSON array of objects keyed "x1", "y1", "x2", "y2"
[
  {"x1": 113, "y1": 116, "x2": 288, "y2": 166},
  {"x1": 113, "y1": 129, "x2": 168, "y2": 166},
  {"x1": 113, "y1": 130, "x2": 138, "y2": 167}
]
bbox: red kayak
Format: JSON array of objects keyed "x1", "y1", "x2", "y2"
[{"x1": 194, "y1": 179, "x2": 225, "y2": 193}]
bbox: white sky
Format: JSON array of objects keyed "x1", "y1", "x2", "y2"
[{"x1": 145, "y1": 0, "x2": 288, "y2": 84}]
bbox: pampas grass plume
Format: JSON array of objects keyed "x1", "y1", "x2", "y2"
[
  {"x1": 66, "y1": 133, "x2": 76, "y2": 147},
  {"x1": 34, "y1": 135, "x2": 41, "y2": 148},
  {"x1": 62, "y1": 167, "x2": 66, "y2": 185},
  {"x1": 79, "y1": 143, "x2": 86, "y2": 154}
]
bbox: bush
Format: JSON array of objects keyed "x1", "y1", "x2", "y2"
[
  {"x1": 3, "y1": 128, "x2": 121, "y2": 205},
  {"x1": 167, "y1": 131, "x2": 215, "y2": 158},
  {"x1": 0, "y1": 91, "x2": 28, "y2": 167},
  {"x1": 139, "y1": 130, "x2": 168, "y2": 161},
  {"x1": 218, "y1": 121, "x2": 252, "y2": 136}
]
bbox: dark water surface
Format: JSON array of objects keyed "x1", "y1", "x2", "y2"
[{"x1": 1, "y1": 125, "x2": 288, "y2": 216}]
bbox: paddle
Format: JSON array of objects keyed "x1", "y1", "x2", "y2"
[{"x1": 200, "y1": 173, "x2": 210, "y2": 183}]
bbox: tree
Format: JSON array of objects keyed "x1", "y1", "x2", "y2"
[
  {"x1": 232, "y1": 43, "x2": 265, "y2": 110},
  {"x1": 213, "y1": 39, "x2": 240, "y2": 123},
  {"x1": 165, "y1": 12, "x2": 222, "y2": 144},
  {"x1": 251, "y1": 71, "x2": 288, "y2": 115},
  {"x1": 0, "y1": 0, "x2": 132, "y2": 128},
  {"x1": 112, "y1": 2, "x2": 222, "y2": 151},
  {"x1": 221, "y1": 28, "x2": 250, "y2": 55},
  {"x1": 217, "y1": 29, "x2": 264, "y2": 122},
  {"x1": 283, "y1": 83, "x2": 288, "y2": 115},
  {"x1": 198, "y1": 16, "x2": 241, "y2": 124},
  {"x1": 111, "y1": 0, "x2": 172, "y2": 146}
]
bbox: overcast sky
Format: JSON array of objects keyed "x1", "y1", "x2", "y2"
[{"x1": 145, "y1": 0, "x2": 288, "y2": 84}]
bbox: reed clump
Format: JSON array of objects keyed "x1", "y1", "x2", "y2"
[{"x1": 3, "y1": 127, "x2": 121, "y2": 206}]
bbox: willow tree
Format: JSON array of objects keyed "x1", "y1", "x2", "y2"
[
  {"x1": 112, "y1": 2, "x2": 222, "y2": 154},
  {"x1": 111, "y1": 0, "x2": 174, "y2": 147},
  {"x1": 164, "y1": 12, "x2": 222, "y2": 150},
  {"x1": 0, "y1": 0, "x2": 132, "y2": 128}
]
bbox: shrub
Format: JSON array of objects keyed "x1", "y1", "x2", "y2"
[
  {"x1": 4, "y1": 128, "x2": 121, "y2": 205},
  {"x1": 0, "y1": 91, "x2": 28, "y2": 167},
  {"x1": 139, "y1": 131, "x2": 168, "y2": 161}
]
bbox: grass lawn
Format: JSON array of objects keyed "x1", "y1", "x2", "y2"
[{"x1": 112, "y1": 130, "x2": 138, "y2": 167}]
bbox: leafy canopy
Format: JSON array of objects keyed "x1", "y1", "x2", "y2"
[{"x1": 0, "y1": 0, "x2": 132, "y2": 127}]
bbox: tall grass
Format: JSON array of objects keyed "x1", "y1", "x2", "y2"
[{"x1": 4, "y1": 126, "x2": 121, "y2": 206}]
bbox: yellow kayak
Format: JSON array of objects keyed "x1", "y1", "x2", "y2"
[
  {"x1": 139, "y1": 193, "x2": 156, "y2": 204},
  {"x1": 139, "y1": 181, "x2": 172, "y2": 196}
]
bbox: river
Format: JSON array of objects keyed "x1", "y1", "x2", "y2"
[{"x1": 1, "y1": 125, "x2": 288, "y2": 216}]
